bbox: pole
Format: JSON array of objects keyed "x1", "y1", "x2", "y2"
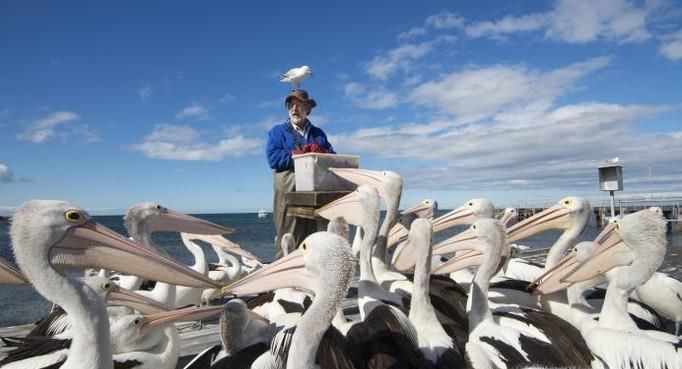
[{"x1": 609, "y1": 190, "x2": 616, "y2": 218}]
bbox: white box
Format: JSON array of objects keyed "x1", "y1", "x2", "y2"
[{"x1": 293, "y1": 153, "x2": 359, "y2": 191}]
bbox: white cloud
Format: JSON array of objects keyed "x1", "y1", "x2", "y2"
[
  {"x1": 0, "y1": 164, "x2": 15, "y2": 183},
  {"x1": 176, "y1": 104, "x2": 211, "y2": 120},
  {"x1": 659, "y1": 30, "x2": 682, "y2": 61},
  {"x1": 17, "y1": 111, "x2": 81, "y2": 143},
  {"x1": 397, "y1": 27, "x2": 427, "y2": 41},
  {"x1": 137, "y1": 86, "x2": 152, "y2": 103},
  {"x1": 408, "y1": 56, "x2": 610, "y2": 123},
  {"x1": 425, "y1": 11, "x2": 465, "y2": 29},
  {"x1": 463, "y1": 0, "x2": 662, "y2": 44},
  {"x1": 344, "y1": 82, "x2": 398, "y2": 110},
  {"x1": 547, "y1": 0, "x2": 653, "y2": 43},
  {"x1": 131, "y1": 124, "x2": 262, "y2": 161},
  {"x1": 466, "y1": 13, "x2": 550, "y2": 39},
  {"x1": 220, "y1": 94, "x2": 235, "y2": 103},
  {"x1": 332, "y1": 102, "x2": 677, "y2": 193},
  {"x1": 145, "y1": 123, "x2": 200, "y2": 143},
  {"x1": 365, "y1": 42, "x2": 434, "y2": 81}
]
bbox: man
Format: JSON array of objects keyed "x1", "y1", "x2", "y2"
[{"x1": 266, "y1": 89, "x2": 335, "y2": 257}]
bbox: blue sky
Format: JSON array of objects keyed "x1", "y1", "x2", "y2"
[{"x1": 1, "y1": 0, "x2": 681, "y2": 215}]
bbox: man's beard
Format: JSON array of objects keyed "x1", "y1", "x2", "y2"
[{"x1": 291, "y1": 114, "x2": 307, "y2": 127}]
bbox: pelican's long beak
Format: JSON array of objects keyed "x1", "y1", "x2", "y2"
[
  {"x1": 432, "y1": 229, "x2": 478, "y2": 256},
  {"x1": 329, "y1": 168, "x2": 384, "y2": 198},
  {"x1": 221, "y1": 249, "x2": 315, "y2": 296},
  {"x1": 561, "y1": 236, "x2": 633, "y2": 284},
  {"x1": 433, "y1": 249, "x2": 484, "y2": 275},
  {"x1": 148, "y1": 209, "x2": 234, "y2": 235},
  {"x1": 391, "y1": 239, "x2": 416, "y2": 272},
  {"x1": 401, "y1": 201, "x2": 432, "y2": 220},
  {"x1": 387, "y1": 224, "x2": 408, "y2": 248},
  {"x1": 505, "y1": 205, "x2": 572, "y2": 243},
  {"x1": 184, "y1": 233, "x2": 263, "y2": 265},
  {"x1": 0, "y1": 258, "x2": 29, "y2": 285},
  {"x1": 527, "y1": 253, "x2": 579, "y2": 295},
  {"x1": 141, "y1": 305, "x2": 223, "y2": 336},
  {"x1": 108, "y1": 284, "x2": 171, "y2": 314},
  {"x1": 50, "y1": 221, "x2": 222, "y2": 289},
  {"x1": 431, "y1": 206, "x2": 476, "y2": 234},
  {"x1": 316, "y1": 190, "x2": 363, "y2": 225}
]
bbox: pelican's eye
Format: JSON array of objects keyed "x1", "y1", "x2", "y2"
[
  {"x1": 102, "y1": 282, "x2": 112, "y2": 291},
  {"x1": 472, "y1": 225, "x2": 476, "y2": 230},
  {"x1": 64, "y1": 210, "x2": 84, "y2": 224},
  {"x1": 300, "y1": 242, "x2": 308, "y2": 252},
  {"x1": 133, "y1": 318, "x2": 142, "y2": 326},
  {"x1": 562, "y1": 199, "x2": 571, "y2": 206},
  {"x1": 468, "y1": 202, "x2": 473, "y2": 207}
]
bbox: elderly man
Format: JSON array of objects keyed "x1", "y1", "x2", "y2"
[{"x1": 266, "y1": 89, "x2": 335, "y2": 257}]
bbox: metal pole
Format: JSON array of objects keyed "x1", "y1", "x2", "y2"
[{"x1": 609, "y1": 190, "x2": 616, "y2": 217}]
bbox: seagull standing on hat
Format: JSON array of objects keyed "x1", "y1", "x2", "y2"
[{"x1": 266, "y1": 88, "x2": 335, "y2": 257}]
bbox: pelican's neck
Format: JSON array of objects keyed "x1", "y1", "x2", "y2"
[
  {"x1": 150, "y1": 282, "x2": 176, "y2": 306},
  {"x1": 222, "y1": 250, "x2": 243, "y2": 280},
  {"x1": 184, "y1": 240, "x2": 207, "y2": 275},
  {"x1": 23, "y1": 256, "x2": 112, "y2": 369},
  {"x1": 374, "y1": 197, "x2": 400, "y2": 274},
  {"x1": 155, "y1": 327, "x2": 181, "y2": 369},
  {"x1": 600, "y1": 244, "x2": 664, "y2": 331},
  {"x1": 287, "y1": 259, "x2": 353, "y2": 369},
  {"x1": 360, "y1": 223, "x2": 379, "y2": 283},
  {"x1": 468, "y1": 247, "x2": 498, "y2": 331},
  {"x1": 409, "y1": 235, "x2": 436, "y2": 324},
  {"x1": 409, "y1": 233, "x2": 450, "y2": 360},
  {"x1": 545, "y1": 225, "x2": 582, "y2": 268}
]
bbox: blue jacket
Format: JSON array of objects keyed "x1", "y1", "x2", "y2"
[{"x1": 266, "y1": 120, "x2": 335, "y2": 171}]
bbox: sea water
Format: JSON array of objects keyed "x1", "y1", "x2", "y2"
[{"x1": 0, "y1": 211, "x2": 680, "y2": 327}]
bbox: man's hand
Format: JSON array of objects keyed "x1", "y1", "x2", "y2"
[{"x1": 292, "y1": 143, "x2": 328, "y2": 155}]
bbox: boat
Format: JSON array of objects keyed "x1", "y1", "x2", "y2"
[{"x1": 257, "y1": 208, "x2": 268, "y2": 219}]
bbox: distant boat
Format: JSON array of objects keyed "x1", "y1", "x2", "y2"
[{"x1": 257, "y1": 208, "x2": 269, "y2": 219}]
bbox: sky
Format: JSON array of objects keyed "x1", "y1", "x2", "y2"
[{"x1": 1, "y1": 0, "x2": 681, "y2": 215}]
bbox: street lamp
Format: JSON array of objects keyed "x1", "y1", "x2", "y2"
[{"x1": 598, "y1": 160, "x2": 623, "y2": 218}]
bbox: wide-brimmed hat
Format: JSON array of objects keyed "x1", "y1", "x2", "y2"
[{"x1": 285, "y1": 89, "x2": 317, "y2": 112}]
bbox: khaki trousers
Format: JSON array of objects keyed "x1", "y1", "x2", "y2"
[{"x1": 273, "y1": 170, "x2": 317, "y2": 258}]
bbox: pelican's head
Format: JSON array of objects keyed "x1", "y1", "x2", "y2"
[
  {"x1": 505, "y1": 196, "x2": 590, "y2": 243},
  {"x1": 299, "y1": 231, "x2": 355, "y2": 283},
  {"x1": 317, "y1": 185, "x2": 380, "y2": 229},
  {"x1": 125, "y1": 202, "x2": 234, "y2": 237},
  {"x1": 432, "y1": 218, "x2": 505, "y2": 275},
  {"x1": 82, "y1": 276, "x2": 170, "y2": 314},
  {"x1": 329, "y1": 168, "x2": 402, "y2": 202},
  {"x1": 528, "y1": 241, "x2": 598, "y2": 295},
  {"x1": 431, "y1": 198, "x2": 494, "y2": 233},
  {"x1": 10, "y1": 200, "x2": 222, "y2": 289}
]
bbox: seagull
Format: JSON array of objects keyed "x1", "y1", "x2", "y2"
[
  {"x1": 280, "y1": 65, "x2": 312, "y2": 89},
  {"x1": 606, "y1": 157, "x2": 620, "y2": 164}
]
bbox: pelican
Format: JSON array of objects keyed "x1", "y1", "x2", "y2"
[
  {"x1": 193, "y1": 231, "x2": 356, "y2": 368},
  {"x1": 317, "y1": 185, "x2": 405, "y2": 319},
  {"x1": 459, "y1": 218, "x2": 593, "y2": 369},
  {"x1": 7, "y1": 200, "x2": 220, "y2": 369},
  {"x1": 534, "y1": 210, "x2": 682, "y2": 368},
  {"x1": 23, "y1": 276, "x2": 170, "y2": 338},
  {"x1": 0, "y1": 257, "x2": 28, "y2": 285},
  {"x1": 117, "y1": 203, "x2": 233, "y2": 306},
  {"x1": 393, "y1": 198, "x2": 495, "y2": 273},
  {"x1": 329, "y1": 168, "x2": 406, "y2": 285},
  {"x1": 115, "y1": 202, "x2": 233, "y2": 292}
]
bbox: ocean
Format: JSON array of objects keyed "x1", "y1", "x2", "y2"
[{"x1": 0, "y1": 211, "x2": 680, "y2": 327}]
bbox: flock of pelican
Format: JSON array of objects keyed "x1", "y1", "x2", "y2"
[{"x1": 0, "y1": 167, "x2": 681, "y2": 369}]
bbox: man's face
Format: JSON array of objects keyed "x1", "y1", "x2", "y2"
[{"x1": 288, "y1": 98, "x2": 309, "y2": 126}]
